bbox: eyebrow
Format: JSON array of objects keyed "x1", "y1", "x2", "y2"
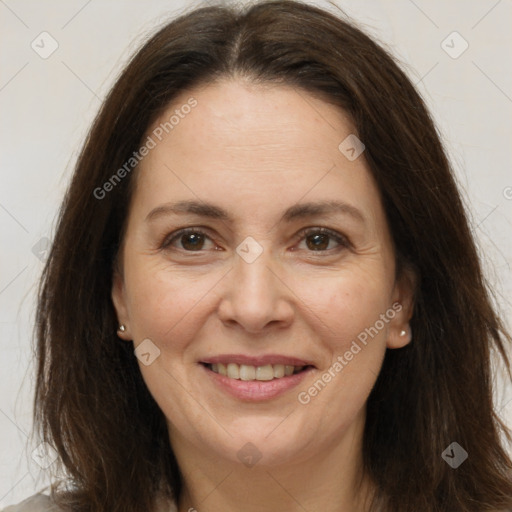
[{"x1": 145, "y1": 199, "x2": 366, "y2": 224}]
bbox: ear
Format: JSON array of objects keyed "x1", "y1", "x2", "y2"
[
  {"x1": 386, "y1": 265, "x2": 416, "y2": 349},
  {"x1": 111, "y1": 265, "x2": 131, "y2": 341}
]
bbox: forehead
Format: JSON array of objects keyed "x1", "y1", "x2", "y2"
[
  {"x1": 132, "y1": 79, "x2": 383, "y2": 227},
  {"x1": 149, "y1": 78, "x2": 353, "y2": 160}
]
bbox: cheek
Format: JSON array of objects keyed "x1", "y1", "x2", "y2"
[
  {"x1": 125, "y1": 255, "x2": 393, "y2": 350},
  {"x1": 124, "y1": 261, "x2": 220, "y2": 346},
  {"x1": 293, "y1": 273, "x2": 391, "y2": 425},
  {"x1": 295, "y1": 264, "x2": 393, "y2": 348}
]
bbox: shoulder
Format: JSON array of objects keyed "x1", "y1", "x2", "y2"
[
  {"x1": 2, "y1": 492, "x2": 178, "y2": 512},
  {"x1": 1, "y1": 493, "x2": 67, "y2": 512}
]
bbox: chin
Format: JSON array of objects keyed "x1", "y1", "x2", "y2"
[{"x1": 205, "y1": 416, "x2": 321, "y2": 467}]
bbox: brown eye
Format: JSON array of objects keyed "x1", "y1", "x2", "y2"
[
  {"x1": 305, "y1": 233, "x2": 330, "y2": 251},
  {"x1": 296, "y1": 227, "x2": 349, "y2": 253},
  {"x1": 162, "y1": 228, "x2": 215, "y2": 252},
  {"x1": 180, "y1": 232, "x2": 206, "y2": 251}
]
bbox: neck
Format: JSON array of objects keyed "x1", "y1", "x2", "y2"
[{"x1": 169, "y1": 408, "x2": 374, "y2": 512}]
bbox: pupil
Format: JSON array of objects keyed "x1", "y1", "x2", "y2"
[
  {"x1": 307, "y1": 234, "x2": 329, "y2": 251},
  {"x1": 182, "y1": 233, "x2": 204, "y2": 250}
]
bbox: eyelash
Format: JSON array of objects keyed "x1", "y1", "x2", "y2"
[{"x1": 161, "y1": 226, "x2": 350, "y2": 255}]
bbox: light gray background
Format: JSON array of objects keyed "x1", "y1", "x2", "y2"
[{"x1": 1, "y1": 0, "x2": 511, "y2": 506}]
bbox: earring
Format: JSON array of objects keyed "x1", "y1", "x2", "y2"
[
  {"x1": 118, "y1": 324, "x2": 126, "y2": 333},
  {"x1": 400, "y1": 330, "x2": 407, "y2": 337}
]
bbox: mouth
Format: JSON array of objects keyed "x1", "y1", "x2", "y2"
[
  {"x1": 201, "y1": 362, "x2": 314, "y2": 381},
  {"x1": 198, "y1": 354, "x2": 316, "y2": 401}
]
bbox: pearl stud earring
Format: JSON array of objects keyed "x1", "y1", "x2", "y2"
[
  {"x1": 400, "y1": 330, "x2": 407, "y2": 336},
  {"x1": 118, "y1": 325, "x2": 126, "y2": 333}
]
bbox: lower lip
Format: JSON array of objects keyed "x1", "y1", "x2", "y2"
[{"x1": 200, "y1": 364, "x2": 314, "y2": 401}]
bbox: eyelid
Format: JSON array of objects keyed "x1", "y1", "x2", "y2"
[{"x1": 161, "y1": 226, "x2": 351, "y2": 253}]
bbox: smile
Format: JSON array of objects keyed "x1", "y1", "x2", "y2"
[
  {"x1": 199, "y1": 359, "x2": 315, "y2": 401},
  {"x1": 205, "y1": 362, "x2": 310, "y2": 381}
]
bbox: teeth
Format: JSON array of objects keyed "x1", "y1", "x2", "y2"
[
  {"x1": 274, "y1": 364, "x2": 285, "y2": 378},
  {"x1": 256, "y1": 365, "x2": 274, "y2": 381},
  {"x1": 208, "y1": 362, "x2": 307, "y2": 380},
  {"x1": 226, "y1": 363, "x2": 239, "y2": 379},
  {"x1": 239, "y1": 364, "x2": 256, "y2": 381}
]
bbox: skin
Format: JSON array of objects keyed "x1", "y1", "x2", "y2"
[{"x1": 112, "y1": 79, "x2": 415, "y2": 512}]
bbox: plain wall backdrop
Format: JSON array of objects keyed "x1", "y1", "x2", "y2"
[{"x1": 1, "y1": 0, "x2": 511, "y2": 506}]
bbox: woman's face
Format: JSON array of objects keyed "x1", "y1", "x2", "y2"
[{"x1": 112, "y1": 79, "x2": 413, "y2": 467}]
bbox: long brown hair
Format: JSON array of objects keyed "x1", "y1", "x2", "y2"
[{"x1": 34, "y1": 1, "x2": 512, "y2": 511}]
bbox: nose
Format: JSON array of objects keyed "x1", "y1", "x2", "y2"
[{"x1": 216, "y1": 245, "x2": 294, "y2": 334}]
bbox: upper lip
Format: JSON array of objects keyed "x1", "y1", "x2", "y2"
[{"x1": 200, "y1": 354, "x2": 316, "y2": 367}]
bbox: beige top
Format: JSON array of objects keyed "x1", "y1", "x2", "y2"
[
  {"x1": 4, "y1": 493, "x2": 512, "y2": 512},
  {"x1": 1, "y1": 493, "x2": 178, "y2": 512}
]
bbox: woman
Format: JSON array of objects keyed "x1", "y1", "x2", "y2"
[{"x1": 4, "y1": 1, "x2": 512, "y2": 511}]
